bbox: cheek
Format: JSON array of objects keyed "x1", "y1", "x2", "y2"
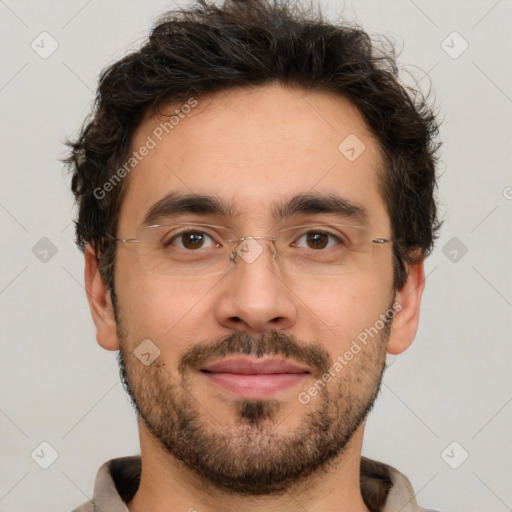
[
  {"x1": 114, "y1": 267, "x2": 217, "y2": 354},
  {"x1": 294, "y1": 269, "x2": 393, "y2": 331}
]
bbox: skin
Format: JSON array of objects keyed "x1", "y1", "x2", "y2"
[{"x1": 85, "y1": 82, "x2": 425, "y2": 512}]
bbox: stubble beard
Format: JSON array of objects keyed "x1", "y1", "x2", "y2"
[{"x1": 114, "y1": 300, "x2": 390, "y2": 496}]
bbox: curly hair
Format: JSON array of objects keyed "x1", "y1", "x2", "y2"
[{"x1": 65, "y1": 0, "x2": 442, "y2": 291}]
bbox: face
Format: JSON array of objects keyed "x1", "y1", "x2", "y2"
[{"x1": 110, "y1": 83, "x2": 397, "y2": 494}]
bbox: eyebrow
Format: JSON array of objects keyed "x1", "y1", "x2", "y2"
[
  {"x1": 142, "y1": 193, "x2": 235, "y2": 226},
  {"x1": 271, "y1": 193, "x2": 369, "y2": 227},
  {"x1": 142, "y1": 192, "x2": 369, "y2": 228}
]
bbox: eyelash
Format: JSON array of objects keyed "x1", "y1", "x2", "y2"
[
  {"x1": 164, "y1": 228, "x2": 344, "y2": 250},
  {"x1": 166, "y1": 230, "x2": 219, "y2": 249}
]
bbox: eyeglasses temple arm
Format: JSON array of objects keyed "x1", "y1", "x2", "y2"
[{"x1": 371, "y1": 237, "x2": 392, "y2": 245}]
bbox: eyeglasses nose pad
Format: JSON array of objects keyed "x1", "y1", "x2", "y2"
[{"x1": 270, "y1": 239, "x2": 278, "y2": 259}]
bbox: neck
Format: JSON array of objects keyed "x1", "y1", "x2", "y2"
[{"x1": 127, "y1": 420, "x2": 370, "y2": 512}]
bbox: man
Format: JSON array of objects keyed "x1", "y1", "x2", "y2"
[{"x1": 66, "y1": 0, "x2": 441, "y2": 510}]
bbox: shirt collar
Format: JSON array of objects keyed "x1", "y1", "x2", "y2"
[{"x1": 81, "y1": 455, "x2": 427, "y2": 512}]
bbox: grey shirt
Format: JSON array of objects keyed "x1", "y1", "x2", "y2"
[{"x1": 72, "y1": 455, "x2": 433, "y2": 512}]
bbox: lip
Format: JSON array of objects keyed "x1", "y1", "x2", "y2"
[
  {"x1": 199, "y1": 356, "x2": 311, "y2": 399},
  {"x1": 201, "y1": 356, "x2": 311, "y2": 374}
]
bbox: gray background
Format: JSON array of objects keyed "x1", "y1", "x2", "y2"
[{"x1": 1, "y1": 0, "x2": 511, "y2": 510}]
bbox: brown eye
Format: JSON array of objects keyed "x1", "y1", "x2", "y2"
[
  {"x1": 165, "y1": 230, "x2": 216, "y2": 250},
  {"x1": 181, "y1": 232, "x2": 206, "y2": 249},
  {"x1": 306, "y1": 232, "x2": 329, "y2": 249}
]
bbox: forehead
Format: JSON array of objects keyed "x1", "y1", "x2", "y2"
[{"x1": 117, "y1": 83, "x2": 388, "y2": 232}]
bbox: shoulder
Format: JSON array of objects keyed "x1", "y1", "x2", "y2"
[
  {"x1": 69, "y1": 456, "x2": 141, "y2": 512},
  {"x1": 70, "y1": 502, "x2": 94, "y2": 512}
]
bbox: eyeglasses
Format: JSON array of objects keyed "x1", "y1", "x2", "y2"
[{"x1": 114, "y1": 222, "x2": 392, "y2": 278}]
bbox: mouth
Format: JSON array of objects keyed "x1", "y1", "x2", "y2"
[{"x1": 199, "y1": 356, "x2": 311, "y2": 399}]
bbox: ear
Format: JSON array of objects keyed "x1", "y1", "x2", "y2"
[
  {"x1": 386, "y1": 259, "x2": 425, "y2": 355},
  {"x1": 84, "y1": 243, "x2": 120, "y2": 351}
]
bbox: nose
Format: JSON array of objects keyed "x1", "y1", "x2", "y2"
[{"x1": 215, "y1": 238, "x2": 298, "y2": 334}]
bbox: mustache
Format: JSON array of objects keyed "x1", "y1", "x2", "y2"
[{"x1": 178, "y1": 330, "x2": 332, "y2": 379}]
